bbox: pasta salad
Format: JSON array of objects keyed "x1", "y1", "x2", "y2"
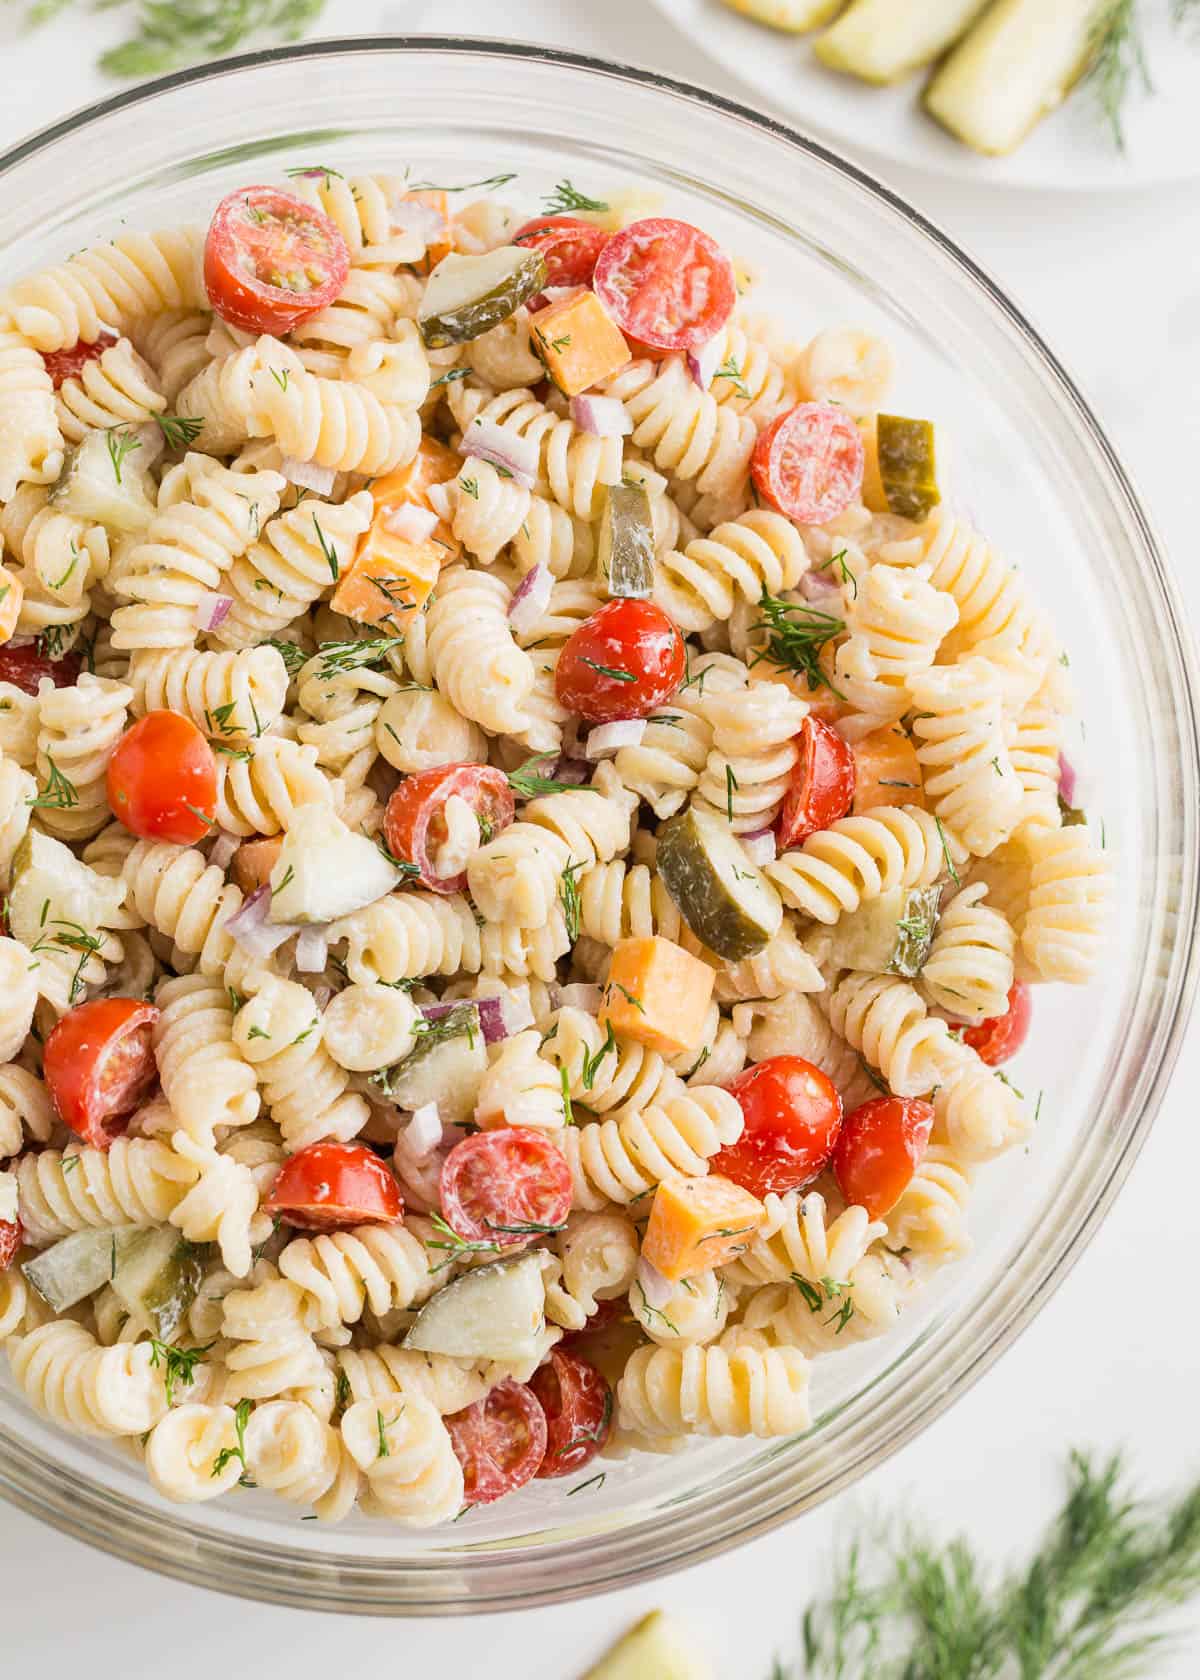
[{"x1": 0, "y1": 168, "x2": 1109, "y2": 1526}]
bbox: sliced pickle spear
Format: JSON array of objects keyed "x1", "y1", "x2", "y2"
[
  {"x1": 827, "y1": 883, "x2": 943, "y2": 978},
  {"x1": 657, "y1": 807, "x2": 782, "y2": 961},
  {"x1": 597, "y1": 482, "x2": 655, "y2": 599},
  {"x1": 418, "y1": 246, "x2": 548, "y2": 348}
]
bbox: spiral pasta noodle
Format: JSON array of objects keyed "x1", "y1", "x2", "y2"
[
  {"x1": 130, "y1": 308, "x2": 213, "y2": 401},
  {"x1": 542, "y1": 1212, "x2": 640, "y2": 1332},
  {"x1": 15, "y1": 1136, "x2": 198, "y2": 1244},
  {"x1": 561, "y1": 1083, "x2": 744, "y2": 1212},
  {"x1": 723, "y1": 1190, "x2": 885, "y2": 1289},
  {"x1": 1019, "y1": 825, "x2": 1110, "y2": 984},
  {"x1": 907, "y1": 658, "x2": 1024, "y2": 857},
  {"x1": 341, "y1": 1394, "x2": 465, "y2": 1525},
  {"x1": 693, "y1": 679, "x2": 809, "y2": 834},
  {"x1": 834, "y1": 563, "x2": 958, "y2": 730},
  {"x1": 474, "y1": 1028, "x2": 566, "y2": 1131},
  {"x1": 823, "y1": 969, "x2": 958, "y2": 1098},
  {"x1": 129, "y1": 644, "x2": 289, "y2": 742},
  {"x1": 617, "y1": 1327, "x2": 810, "y2": 1438},
  {"x1": 212, "y1": 734, "x2": 333, "y2": 838},
  {"x1": 9, "y1": 1320, "x2": 169, "y2": 1437},
  {"x1": 654, "y1": 508, "x2": 808, "y2": 634},
  {"x1": 765, "y1": 803, "x2": 962, "y2": 925},
  {"x1": 0, "y1": 316, "x2": 64, "y2": 499},
  {"x1": 152, "y1": 973, "x2": 261, "y2": 1147},
  {"x1": 920, "y1": 883, "x2": 1015, "y2": 1020},
  {"x1": 601, "y1": 355, "x2": 756, "y2": 502},
  {"x1": 630, "y1": 1266, "x2": 732, "y2": 1345},
  {"x1": 887, "y1": 1144, "x2": 973, "y2": 1260},
  {"x1": 455, "y1": 385, "x2": 621, "y2": 521},
  {"x1": 32, "y1": 673, "x2": 131, "y2": 841},
  {"x1": 449, "y1": 458, "x2": 531, "y2": 565},
  {"x1": 334, "y1": 1344, "x2": 494, "y2": 1417},
  {"x1": 329, "y1": 891, "x2": 571, "y2": 985},
  {"x1": 232, "y1": 978, "x2": 369, "y2": 1152},
  {"x1": 54, "y1": 336, "x2": 166, "y2": 444},
  {"x1": 546, "y1": 1005, "x2": 682, "y2": 1121}
]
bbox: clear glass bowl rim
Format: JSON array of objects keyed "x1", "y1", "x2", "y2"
[{"x1": 0, "y1": 34, "x2": 1197, "y2": 1616}]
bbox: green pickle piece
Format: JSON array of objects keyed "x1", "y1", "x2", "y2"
[
  {"x1": 23, "y1": 1228, "x2": 143, "y2": 1313},
  {"x1": 417, "y1": 245, "x2": 548, "y2": 348},
  {"x1": 111, "y1": 1228, "x2": 207, "y2": 1342},
  {"x1": 657, "y1": 807, "x2": 783, "y2": 962},
  {"x1": 581, "y1": 1610, "x2": 711, "y2": 1680},
  {"x1": 597, "y1": 482, "x2": 655, "y2": 599},
  {"x1": 827, "y1": 884, "x2": 943, "y2": 978},
  {"x1": 875, "y1": 413, "x2": 940, "y2": 522}
]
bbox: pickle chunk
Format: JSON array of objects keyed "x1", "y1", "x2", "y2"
[
  {"x1": 657, "y1": 807, "x2": 783, "y2": 961},
  {"x1": 815, "y1": 0, "x2": 989, "y2": 84},
  {"x1": 418, "y1": 246, "x2": 547, "y2": 348},
  {"x1": 827, "y1": 884, "x2": 942, "y2": 978},
  {"x1": 863, "y1": 414, "x2": 940, "y2": 522},
  {"x1": 598, "y1": 482, "x2": 655, "y2": 599},
  {"x1": 582, "y1": 1611, "x2": 712, "y2": 1680}
]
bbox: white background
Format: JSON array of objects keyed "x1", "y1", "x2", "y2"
[{"x1": 1, "y1": 2, "x2": 1199, "y2": 1673}]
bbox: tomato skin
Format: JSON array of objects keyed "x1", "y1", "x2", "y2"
[
  {"x1": 0, "y1": 642, "x2": 83, "y2": 696},
  {"x1": 440, "y1": 1127, "x2": 573, "y2": 1246},
  {"x1": 777, "y1": 715, "x2": 857, "y2": 849},
  {"x1": 963, "y1": 982, "x2": 1032, "y2": 1066},
  {"x1": 752, "y1": 403, "x2": 864, "y2": 525},
  {"x1": 40, "y1": 333, "x2": 118, "y2": 389},
  {"x1": 556, "y1": 598, "x2": 686, "y2": 723},
  {"x1": 106, "y1": 711, "x2": 218, "y2": 845},
  {"x1": 0, "y1": 1219, "x2": 22, "y2": 1272},
  {"x1": 593, "y1": 218, "x2": 736, "y2": 352},
  {"x1": 531, "y1": 1349, "x2": 613, "y2": 1478},
  {"x1": 713, "y1": 1056, "x2": 843, "y2": 1198},
  {"x1": 833, "y1": 1096, "x2": 934, "y2": 1219},
  {"x1": 43, "y1": 998, "x2": 160, "y2": 1150},
  {"x1": 264, "y1": 1141, "x2": 402, "y2": 1232},
  {"x1": 384, "y1": 765, "x2": 514, "y2": 894},
  {"x1": 512, "y1": 216, "x2": 609, "y2": 290},
  {"x1": 446, "y1": 1379, "x2": 548, "y2": 1505},
  {"x1": 204, "y1": 186, "x2": 350, "y2": 335}
]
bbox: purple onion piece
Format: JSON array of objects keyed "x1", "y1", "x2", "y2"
[{"x1": 1057, "y1": 752, "x2": 1078, "y2": 808}]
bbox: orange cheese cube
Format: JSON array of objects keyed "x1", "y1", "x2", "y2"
[
  {"x1": 0, "y1": 569, "x2": 23, "y2": 643},
  {"x1": 370, "y1": 437, "x2": 461, "y2": 560},
  {"x1": 599, "y1": 936, "x2": 715, "y2": 1058},
  {"x1": 404, "y1": 189, "x2": 452, "y2": 274},
  {"x1": 330, "y1": 528, "x2": 442, "y2": 630},
  {"x1": 529, "y1": 288, "x2": 632, "y2": 396},
  {"x1": 852, "y1": 726, "x2": 925, "y2": 814},
  {"x1": 641, "y1": 1176, "x2": 766, "y2": 1284}
]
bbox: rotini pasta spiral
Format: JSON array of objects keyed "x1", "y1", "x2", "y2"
[
  {"x1": 907, "y1": 658, "x2": 1023, "y2": 857},
  {"x1": 453, "y1": 385, "x2": 621, "y2": 520},
  {"x1": 15, "y1": 1137, "x2": 198, "y2": 1244},
  {"x1": 288, "y1": 172, "x2": 423, "y2": 270},
  {"x1": 932, "y1": 1046, "x2": 1031, "y2": 1162},
  {"x1": 219, "y1": 1273, "x2": 327, "y2": 1402},
  {"x1": 2, "y1": 226, "x2": 206, "y2": 353},
  {"x1": 475, "y1": 1028, "x2": 566, "y2": 1131},
  {"x1": 765, "y1": 803, "x2": 960, "y2": 925},
  {"x1": 600, "y1": 355, "x2": 756, "y2": 501},
  {"x1": 296, "y1": 651, "x2": 397, "y2": 788},
  {"x1": 792, "y1": 326, "x2": 894, "y2": 416},
  {"x1": 145, "y1": 1402, "x2": 247, "y2": 1502},
  {"x1": 212, "y1": 734, "x2": 333, "y2": 838},
  {"x1": 425, "y1": 564, "x2": 537, "y2": 735},
  {"x1": 54, "y1": 336, "x2": 166, "y2": 444},
  {"x1": 130, "y1": 308, "x2": 212, "y2": 401},
  {"x1": 0, "y1": 935, "x2": 39, "y2": 1062},
  {"x1": 510, "y1": 493, "x2": 594, "y2": 580},
  {"x1": 0, "y1": 758, "x2": 35, "y2": 877},
  {"x1": 738, "y1": 1249, "x2": 912, "y2": 1355},
  {"x1": 704, "y1": 318, "x2": 792, "y2": 425},
  {"x1": 33, "y1": 673, "x2": 132, "y2": 841},
  {"x1": 254, "y1": 344, "x2": 423, "y2": 476},
  {"x1": 374, "y1": 686, "x2": 488, "y2": 775},
  {"x1": 1007, "y1": 701, "x2": 1062, "y2": 836},
  {"x1": 0, "y1": 1063, "x2": 55, "y2": 1160},
  {"x1": 449, "y1": 459, "x2": 531, "y2": 565},
  {"x1": 722, "y1": 1189, "x2": 885, "y2": 1289},
  {"x1": 834, "y1": 563, "x2": 958, "y2": 731},
  {"x1": 243, "y1": 1399, "x2": 360, "y2": 1521},
  {"x1": 341, "y1": 1393, "x2": 464, "y2": 1525},
  {"x1": 9, "y1": 1320, "x2": 169, "y2": 1437},
  {"x1": 897, "y1": 506, "x2": 1043, "y2": 662},
  {"x1": 277, "y1": 1222, "x2": 442, "y2": 1331},
  {"x1": 542, "y1": 1212, "x2": 640, "y2": 1332},
  {"x1": 287, "y1": 268, "x2": 414, "y2": 379},
  {"x1": 329, "y1": 891, "x2": 571, "y2": 985},
  {"x1": 232, "y1": 978, "x2": 368, "y2": 1151},
  {"x1": 0, "y1": 315, "x2": 64, "y2": 499},
  {"x1": 630, "y1": 1266, "x2": 732, "y2": 1345},
  {"x1": 712, "y1": 918, "x2": 825, "y2": 1004},
  {"x1": 887, "y1": 1143, "x2": 972, "y2": 1259},
  {"x1": 654, "y1": 509, "x2": 809, "y2": 635},
  {"x1": 167, "y1": 1131, "x2": 262, "y2": 1277},
  {"x1": 920, "y1": 883, "x2": 1014, "y2": 1021},
  {"x1": 575, "y1": 857, "x2": 686, "y2": 948},
  {"x1": 561, "y1": 1084, "x2": 744, "y2": 1212},
  {"x1": 121, "y1": 839, "x2": 274, "y2": 993},
  {"x1": 1019, "y1": 825, "x2": 1110, "y2": 984},
  {"x1": 129, "y1": 644, "x2": 289, "y2": 741},
  {"x1": 546, "y1": 1006, "x2": 682, "y2": 1121},
  {"x1": 692, "y1": 679, "x2": 808, "y2": 834},
  {"x1": 823, "y1": 970, "x2": 958, "y2": 1098},
  {"x1": 616, "y1": 1327, "x2": 810, "y2": 1438},
  {"x1": 152, "y1": 973, "x2": 261, "y2": 1147}
]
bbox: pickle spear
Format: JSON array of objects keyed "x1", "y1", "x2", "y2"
[
  {"x1": 924, "y1": 0, "x2": 1099, "y2": 157},
  {"x1": 721, "y1": 0, "x2": 845, "y2": 32},
  {"x1": 826, "y1": 884, "x2": 942, "y2": 978},
  {"x1": 597, "y1": 482, "x2": 655, "y2": 599},
  {"x1": 815, "y1": 0, "x2": 990, "y2": 84},
  {"x1": 862, "y1": 414, "x2": 940, "y2": 522},
  {"x1": 418, "y1": 246, "x2": 548, "y2": 348},
  {"x1": 657, "y1": 807, "x2": 783, "y2": 961},
  {"x1": 111, "y1": 1228, "x2": 207, "y2": 1342}
]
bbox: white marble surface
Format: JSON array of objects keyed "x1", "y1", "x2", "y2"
[{"x1": 1, "y1": 3, "x2": 1199, "y2": 1674}]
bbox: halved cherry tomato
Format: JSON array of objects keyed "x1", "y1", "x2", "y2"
[
  {"x1": 593, "y1": 218, "x2": 736, "y2": 352},
  {"x1": 777, "y1": 715, "x2": 857, "y2": 849},
  {"x1": 40, "y1": 333, "x2": 118, "y2": 389},
  {"x1": 963, "y1": 982, "x2": 1032, "y2": 1067},
  {"x1": 264, "y1": 1140, "x2": 402, "y2": 1232},
  {"x1": 513, "y1": 216, "x2": 610, "y2": 293},
  {"x1": 833, "y1": 1096, "x2": 934, "y2": 1219},
  {"x1": 0, "y1": 1219, "x2": 22, "y2": 1272},
  {"x1": 384, "y1": 764, "x2": 514, "y2": 894},
  {"x1": 713, "y1": 1056, "x2": 843, "y2": 1198},
  {"x1": 204, "y1": 186, "x2": 350, "y2": 336},
  {"x1": 106, "y1": 710, "x2": 218, "y2": 845},
  {"x1": 446, "y1": 1379, "x2": 548, "y2": 1505},
  {"x1": 440, "y1": 1127, "x2": 573, "y2": 1245},
  {"x1": 752, "y1": 403, "x2": 864, "y2": 526},
  {"x1": 0, "y1": 641, "x2": 83, "y2": 695},
  {"x1": 531, "y1": 1348, "x2": 613, "y2": 1478},
  {"x1": 555, "y1": 598, "x2": 685, "y2": 724},
  {"x1": 43, "y1": 997, "x2": 160, "y2": 1150}
]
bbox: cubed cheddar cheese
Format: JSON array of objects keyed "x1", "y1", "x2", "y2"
[
  {"x1": 230, "y1": 836, "x2": 283, "y2": 895},
  {"x1": 0, "y1": 569, "x2": 23, "y2": 643},
  {"x1": 852, "y1": 725, "x2": 925, "y2": 814},
  {"x1": 529, "y1": 288, "x2": 632, "y2": 396},
  {"x1": 599, "y1": 936, "x2": 715, "y2": 1058},
  {"x1": 641, "y1": 1176, "x2": 766, "y2": 1284},
  {"x1": 404, "y1": 189, "x2": 452, "y2": 274},
  {"x1": 371, "y1": 436, "x2": 461, "y2": 556},
  {"x1": 331, "y1": 439, "x2": 461, "y2": 628}
]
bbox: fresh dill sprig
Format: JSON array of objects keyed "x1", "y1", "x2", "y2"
[
  {"x1": 148, "y1": 1338, "x2": 214, "y2": 1407},
  {"x1": 105, "y1": 426, "x2": 141, "y2": 484},
  {"x1": 1087, "y1": 0, "x2": 1153, "y2": 151},
  {"x1": 26, "y1": 754, "x2": 77, "y2": 812},
  {"x1": 507, "y1": 753, "x2": 576, "y2": 799},
  {"x1": 541, "y1": 179, "x2": 609, "y2": 215},
  {"x1": 154, "y1": 413, "x2": 205, "y2": 449},
  {"x1": 264, "y1": 638, "x2": 307, "y2": 677},
  {"x1": 559, "y1": 859, "x2": 583, "y2": 944},
  {"x1": 753, "y1": 590, "x2": 844, "y2": 695},
  {"x1": 15, "y1": 1, "x2": 332, "y2": 79},
  {"x1": 211, "y1": 1396, "x2": 253, "y2": 1478},
  {"x1": 314, "y1": 635, "x2": 403, "y2": 679}
]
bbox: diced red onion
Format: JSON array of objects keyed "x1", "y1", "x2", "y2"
[
  {"x1": 686, "y1": 335, "x2": 723, "y2": 391},
  {"x1": 800, "y1": 567, "x2": 842, "y2": 603},
  {"x1": 1057, "y1": 752, "x2": 1078, "y2": 808},
  {"x1": 209, "y1": 828, "x2": 239, "y2": 870},
  {"x1": 585, "y1": 719, "x2": 646, "y2": 759},
  {"x1": 569, "y1": 395, "x2": 633, "y2": 438},
  {"x1": 226, "y1": 887, "x2": 299, "y2": 958},
  {"x1": 295, "y1": 926, "x2": 330, "y2": 973},
  {"x1": 527, "y1": 286, "x2": 576, "y2": 314},
  {"x1": 636, "y1": 1255, "x2": 674, "y2": 1312},
  {"x1": 742, "y1": 830, "x2": 777, "y2": 866},
  {"x1": 405, "y1": 1102, "x2": 443, "y2": 1159},
  {"x1": 194, "y1": 592, "x2": 233, "y2": 633},
  {"x1": 419, "y1": 998, "x2": 509, "y2": 1044},
  {"x1": 426, "y1": 481, "x2": 453, "y2": 522},
  {"x1": 508, "y1": 563, "x2": 554, "y2": 637},
  {"x1": 384, "y1": 501, "x2": 438, "y2": 543},
  {"x1": 556, "y1": 983, "x2": 603, "y2": 1013},
  {"x1": 460, "y1": 416, "x2": 538, "y2": 488},
  {"x1": 280, "y1": 456, "x2": 337, "y2": 497}
]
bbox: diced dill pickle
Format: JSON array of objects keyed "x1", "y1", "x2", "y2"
[
  {"x1": 111, "y1": 1227, "x2": 206, "y2": 1342},
  {"x1": 826, "y1": 884, "x2": 942, "y2": 978},
  {"x1": 657, "y1": 807, "x2": 783, "y2": 962},
  {"x1": 1059, "y1": 797, "x2": 1088, "y2": 827},
  {"x1": 581, "y1": 1610, "x2": 710, "y2": 1680},
  {"x1": 418, "y1": 246, "x2": 548, "y2": 348},
  {"x1": 373, "y1": 1003, "x2": 487, "y2": 1122},
  {"x1": 23, "y1": 1228, "x2": 143, "y2": 1313},
  {"x1": 924, "y1": 0, "x2": 1098, "y2": 158},
  {"x1": 404, "y1": 1252, "x2": 548, "y2": 1363},
  {"x1": 597, "y1": 482, "x2": 655, "y2": 599},
  {"x1": 8, "y1": 828, "x2": 126, "y2": 949},
  {"x1": 722, "y1": 0, "x2": 844, "y2": 33},
  {"x1": 815, "y1": 0, "x2": 989, "y2": 84},
  {"x1": 863, "y1": 414, "x2": 940, "y2": 522},
  {"x1": 49, "y1": 428, "x2": 156, "y2": 533}
]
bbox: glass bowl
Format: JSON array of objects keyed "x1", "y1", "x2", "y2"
[{"x1": 0, "y1": 36, "x2": 1196, "y2": 1616}]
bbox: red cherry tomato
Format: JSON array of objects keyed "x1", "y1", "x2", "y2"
[
  {"x1": 752, "y1": 403, "x2": 865, "y2": 525},
  {"x1": 776, "y1": 715, "x2": 857, "y2": 849},
  {"x1": 204, "y1": 186, "x2": 350, "y2": 336},
  {"x1": 556, "y1": 598, "x2": 686, "y2": 724},
  {"x1": 963, "y1": 982, "x2": 1032, "y2": 1067},
  {"x1": 0, "y1": 1219, "x2": 22, "y2": 1272},
  {"x1": 43, "y1": 997, "x2": 160, "y2": 1150},
  {"x1": 384, "y1": 764, "x2": 514, "y2": 894},
  {"x1": 446, "y1": 1379, "x2": 548, "y2": 1506},
  {"x1": 40, "y1": 333, "x2": 118, "y2": 389},
  {"x1": 106, "y1": 711, "x2": 218, "y2": 845},
  {"x1": 530, "y1": 1348, "x2": 613, "y2": 1478},
  {"x1": 440, "y1": 1127, "x2": 573, "y2": 1245},
  {"x1": 512, "y1": 216, "x2": 610, "y2": 291},
  {"x1": 593, "y1": 218, "x2": 736, "y2": 352},
  {"x1": 264, "y1": 1140, "x2": 403, "y2": 1232},
  {"x1": 713, "y1": 1056, "x2": 843, "y2": 1198},
  {"x1": 0, "y1": 641, "x2": 83, "y2": 696},
  {"x1": 833, "y1": 1096, "x2": 934, "y2": 1219}
]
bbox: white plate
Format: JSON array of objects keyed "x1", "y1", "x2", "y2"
[{"x1": 647, "y1": 0, "x2": 1199, "y2": 190}]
